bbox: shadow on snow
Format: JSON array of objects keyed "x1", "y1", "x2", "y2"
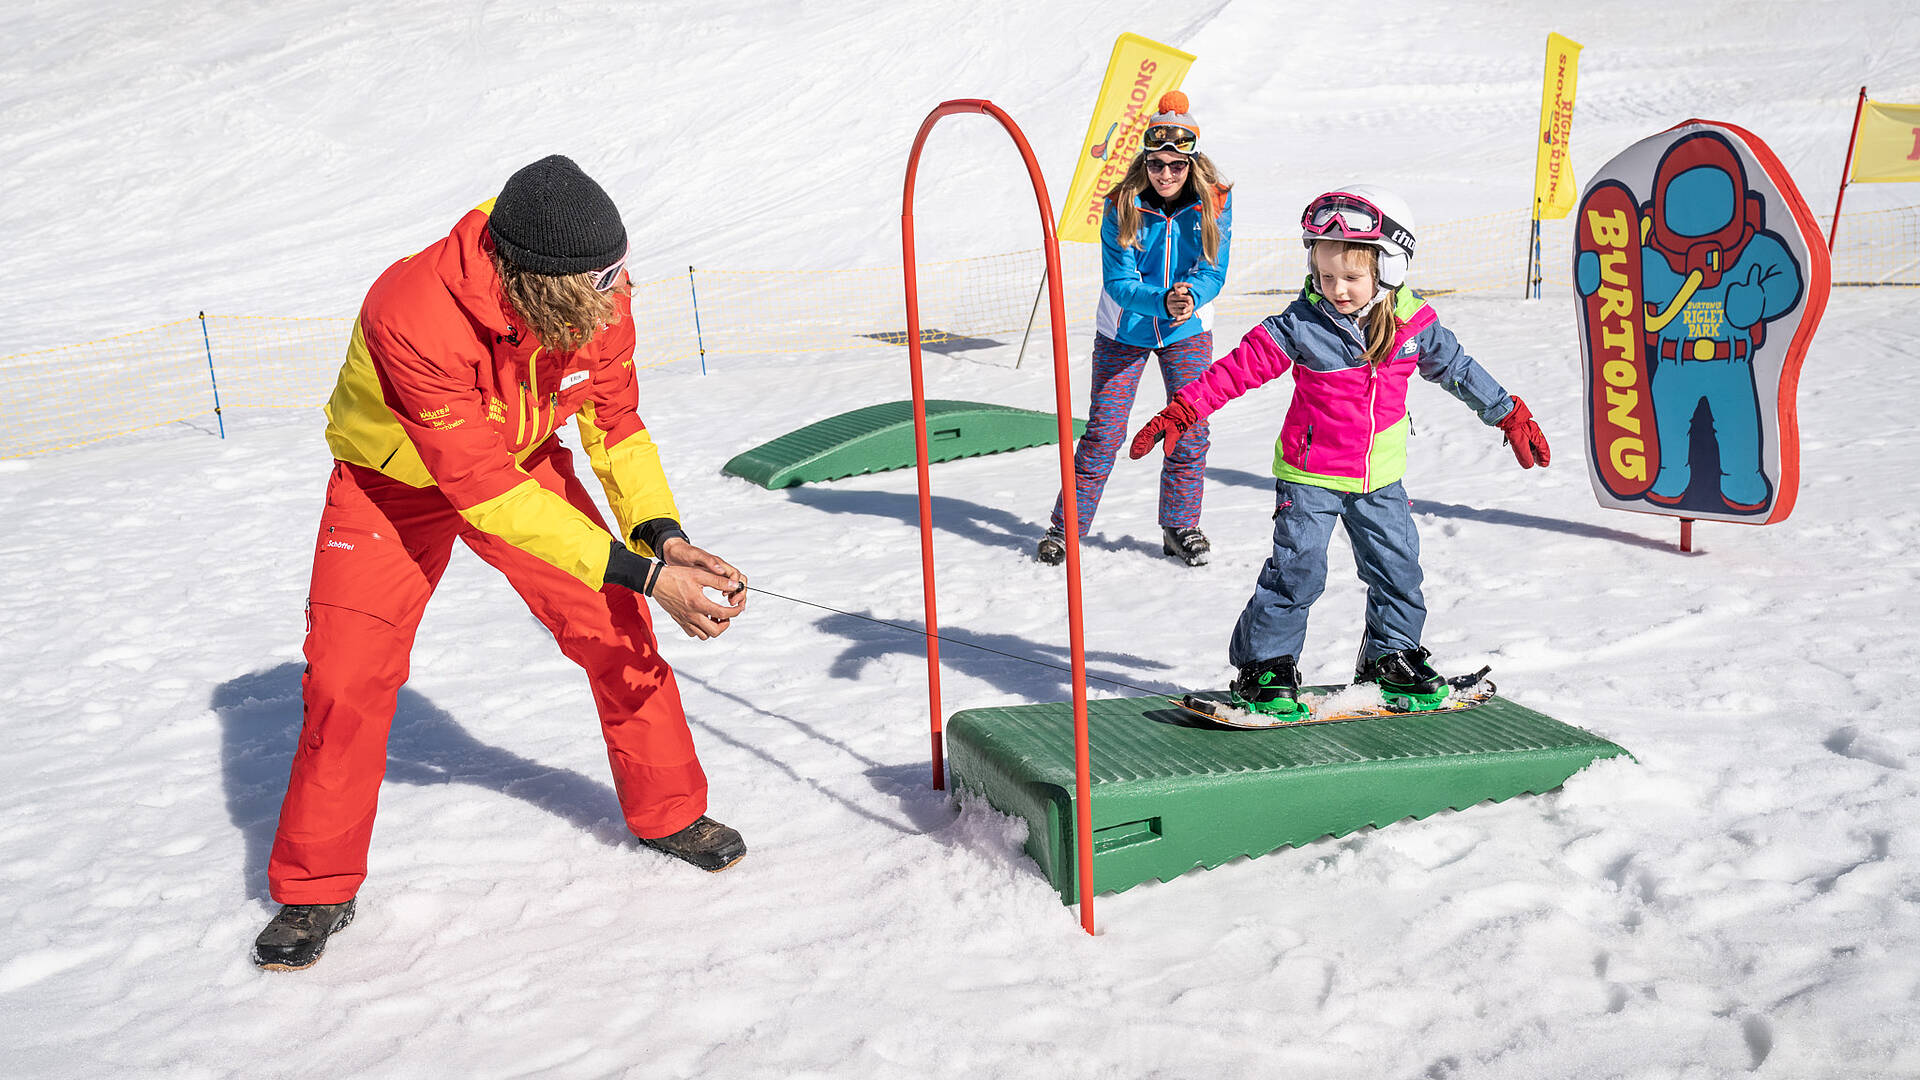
[{"x1": 212, "y1": 662, "x2": 628, "y2": 901}]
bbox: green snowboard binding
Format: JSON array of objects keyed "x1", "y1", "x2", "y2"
[
  {"x1": 1357, "y1": 646, "x2": 1449, "y2": 711},
  {"x1": 1230, "y1": 655, "x2": 1307, "y2": 722}
]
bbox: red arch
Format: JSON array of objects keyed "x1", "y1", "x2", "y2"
[{"x1": 900, "y1": 99, "x2": 1096, "y2": 934}]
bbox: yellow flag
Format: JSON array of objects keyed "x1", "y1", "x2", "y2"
[
  {"x1": 1531, "y1": 33, "x2": 1582, "y2": 220},
  {"x1": 1849, "y1": 100, "x2": 1920, "y2": 183},
  {"x1": 1058, "y1": 33, "x2": 1196, "y2": 243}
]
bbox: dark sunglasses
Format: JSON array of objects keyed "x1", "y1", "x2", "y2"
[{"x1": 1145, "y1": 158, "x2": 1191, "y2": 175}]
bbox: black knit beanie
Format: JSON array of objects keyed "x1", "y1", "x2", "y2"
[{"x1": 487, "y1": 155, "x2": 627, "y2": 276}]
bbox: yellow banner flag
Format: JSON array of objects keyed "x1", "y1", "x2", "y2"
[
  {"x1": 1849, "y1": 100, "x2": 1920, "y2": 183},
  {"x1": 1058, "y1": 33, "x2": 1195, "y2": 243},
  {"x1": 1531, "y1": 33, "x2": 1582, "y2": 220}
]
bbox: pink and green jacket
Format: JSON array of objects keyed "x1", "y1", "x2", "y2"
[{"x1": 1175, "y1": 282, "x2": 1515, "y2": 493}]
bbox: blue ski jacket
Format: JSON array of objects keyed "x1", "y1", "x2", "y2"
[{"x1": 1094, "y1": 184, "x2": 1232, "y2": 350}]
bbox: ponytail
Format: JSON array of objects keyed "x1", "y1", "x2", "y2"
[{"x1": 1362, "y1": 298, "x2": 1397, "y2": 363}]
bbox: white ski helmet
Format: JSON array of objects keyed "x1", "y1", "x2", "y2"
[{"x1": 1300, "y1": 184, "x2": 1417, "y2": 287}]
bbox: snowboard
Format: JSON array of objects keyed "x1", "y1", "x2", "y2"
[{"x1": 1173, "y1": 667, "x2": 1495, "y2": 730}]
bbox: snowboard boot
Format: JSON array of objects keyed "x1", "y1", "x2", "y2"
[
  {"x1": 639, "y1": 815, "x2": 747, "y2": 872},
  {"x1": 252, "y1": 899, "x2": 356, "y2": 972},
  {"x1": 1035, "y1": 529, "x2": 1066, "y2": 566},
  {"x1": 1355, "y1": 646, "x2": 1448, "y2": 710},
  {"x1": 1230, "y1": 655, "x2": 1306, "y2": 722},
  {"x1": 1162, "y1": 526, "x2": 1211, "y2": 567}
]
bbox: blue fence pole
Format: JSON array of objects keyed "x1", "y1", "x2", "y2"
[
  {"x1": 1529, "y1": 218, "x2": 1544, "y2": 299},
  {"x1": 687, "y1": 265, "x2": 708, "y2": 375},
  {"x1": 197, "y1": 310, "x2": 226, "y2": 439}
]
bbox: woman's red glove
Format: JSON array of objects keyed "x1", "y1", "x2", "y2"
[
  {"x1": 1497, "y1": 396, "x2": 1550, "y2": 468},
  {"x1": 1129, "y1": 397, "x2": 1199, "y2": 458}
]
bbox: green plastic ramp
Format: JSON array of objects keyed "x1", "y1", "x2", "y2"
[
  {"x1": 721, "y1": 400, "x2": 1086, "y2": 489},
  {"x1": 945, "y1": 689, "x2": 1631, "y2": 903}
]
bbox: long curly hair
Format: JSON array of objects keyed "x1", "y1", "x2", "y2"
[
  {"x1": 1109, "y1": 150, "x2": 1231, "y2": 264},
  {"x1": 1309, "y1": 240, "x2": 1399, "y2": 363},
  {"x1": 489, "y1": 251, "x2": 626, "y2": 353}
]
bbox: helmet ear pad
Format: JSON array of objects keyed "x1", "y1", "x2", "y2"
[{"x1": 1376, "y1": 249, "x2": 1408, "y2": 288}]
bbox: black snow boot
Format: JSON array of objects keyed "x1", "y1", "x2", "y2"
[
  {"x1": 252, "y1": 899, "x2": 356, "y2": 971},
  {"x1": 1355, "y1": 646, "x2": 1447, "y2": 709},
  {"x1": 1035, "y1": 529, "x2": 1066, "y2": 566},
  {"x1": 1162, "y1": 526, "x2": 1211, "y2": 566},
  {"x1": 639, "y1": 815, "x2": 747, "y2": 872},
  {"x1": 1230, "y1": 655, "x2": 1306, "y2": 721}
]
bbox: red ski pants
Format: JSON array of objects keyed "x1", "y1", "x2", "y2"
[{"x1": 268, "y1": 448, "x2": 707, "y2": 904}]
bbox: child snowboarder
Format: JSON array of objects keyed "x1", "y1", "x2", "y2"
[{"x1": 1128, "y1": 185, "x2": 1550, "y2": 720}]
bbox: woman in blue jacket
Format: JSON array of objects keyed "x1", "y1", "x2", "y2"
[{"x1": 1037, "y1": 91, "x2": 1233, "y2": 567}]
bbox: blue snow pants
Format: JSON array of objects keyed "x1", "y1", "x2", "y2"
[
  {"x1": 1228, "y1": 479, "x2": 1427, "y2": 670},
  {"x1": 1049, "y1": 331, "x2": 1212, "y2": 536}
]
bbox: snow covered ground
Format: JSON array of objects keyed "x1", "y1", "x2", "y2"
[{"x1": 3, "y1": 2, "x2": 1918, "y2": 1078}]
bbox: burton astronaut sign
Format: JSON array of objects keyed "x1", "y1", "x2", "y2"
[{"x1": 1573, "y1": 119, "x2": 1830, "y2": 525}]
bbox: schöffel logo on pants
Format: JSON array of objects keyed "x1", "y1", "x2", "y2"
[{"x1": 325, "y1": 539, "x2": 355, "y2": 550}]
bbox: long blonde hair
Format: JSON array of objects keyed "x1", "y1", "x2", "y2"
[
  {"x1": 1309, "y1": 240, "x2": 1399, "y2": 363},
  {"x1": 1110, "y1": 150, "x2": 1231, "y2": 264},
  {"x1": 490, "y1": 251, "x2": 625, "y2": 353}
]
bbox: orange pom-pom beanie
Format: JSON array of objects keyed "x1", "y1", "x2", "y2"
[{"x1": 1147, "y1": 92, "x2": 1199, "y2": 145}]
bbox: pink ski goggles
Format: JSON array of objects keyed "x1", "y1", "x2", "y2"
[{"x1": 1301, "y1": 192, "x2": 1416, "y2": 256}]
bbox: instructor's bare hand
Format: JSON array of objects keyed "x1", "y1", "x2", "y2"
[
  {"x1": 650, "y1": 565, "x2": 746, "y2": 639},
  {"x1": 660, "y1": 539, "x2": 747, "y2": 597},
  {"x1": 654, "y1": 537, "x2": 748, "y2": 639}
]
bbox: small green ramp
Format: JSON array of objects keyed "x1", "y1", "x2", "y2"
[
  {"x1": 946, "y1": 689, "x2": 1631, "y2": 903},
  {"x1": 722, "y1": 400, "x2": 1085, "y2": 489}
]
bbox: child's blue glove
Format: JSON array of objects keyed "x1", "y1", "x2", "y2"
[{"x1": 1129, "y1": 397, "x2": 1199, "y2": 458}]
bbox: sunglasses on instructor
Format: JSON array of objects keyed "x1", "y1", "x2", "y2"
[{"x1": 1144, "y1": 157, "x2": 1191, "y2": 175}]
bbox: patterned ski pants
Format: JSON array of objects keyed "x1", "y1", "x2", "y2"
[{"x1": 1049, "y1": 331, "x2": 1213, "y2": 536}]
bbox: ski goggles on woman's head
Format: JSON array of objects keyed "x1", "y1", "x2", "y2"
[
  {"x1": 1141, "y1": 122, "x2": 1198, "y2": 155},
  {"x1": 1301, "y1": 193, "x2": 1416, "y2": 255},
  {"x1": 587, "y1": 246, "x2": 628, "y2": 292}
]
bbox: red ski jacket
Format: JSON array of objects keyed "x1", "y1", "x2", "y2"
[{"x1": 321, "y1": 203, "x2": 679, "y2": 589}]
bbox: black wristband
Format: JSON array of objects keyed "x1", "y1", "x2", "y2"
[
  {"x1": 631, "y1": 518, "x2": 688, "y2": 557},
  {"x1": 604, "y1": 541, "x2": 665, "y2": 596}
]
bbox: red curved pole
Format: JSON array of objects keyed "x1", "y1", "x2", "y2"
[{"x1": 901, "y1": 99, "x2": 1095, "y2": 935}]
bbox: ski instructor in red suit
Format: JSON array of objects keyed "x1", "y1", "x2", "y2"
[{"x1": 253, "y1": 155, "x2": 749, "y2": 971}]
